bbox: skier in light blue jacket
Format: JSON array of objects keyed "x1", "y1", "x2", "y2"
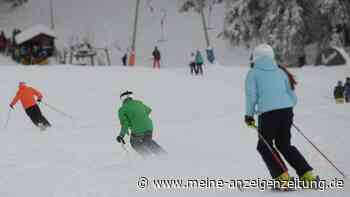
[
  {"x1": 244, "y1": 44, "x2": 317, "y2": 187},
  {"x1": 245, "y1": 46, "x2": 297, "y2": 117}
]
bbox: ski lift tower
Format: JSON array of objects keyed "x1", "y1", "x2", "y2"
[
  {"x1": 50, "y1": 0, "x2": 55, "y2": 30},
  {"x1": 129, "y1": 0, "x2": 141, "y2": 66},
  {"x1": 199, "y1": 0, "x2": 215, "y2": 64},
  {"x1": 158, "y1": 8, "x2": 168, "y2": 42}
]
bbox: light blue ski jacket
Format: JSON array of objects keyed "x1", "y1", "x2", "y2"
[{"x1": 245, "y1": 56, "x2": 297, "y2": 116}]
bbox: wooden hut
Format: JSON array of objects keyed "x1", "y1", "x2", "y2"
[{"x1": 15, "y1": 24, "x2": 56, "y2": 65}]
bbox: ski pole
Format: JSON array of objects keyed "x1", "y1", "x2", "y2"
[
  {"x1": 292, "y1": 123, "x2": 347, "y2": 179},
  {"x1": 118, "y1": 137, "x2": 129, "y2": 154},
  {"x1": 41, "y1": 101, "x2": 75, "y2": 120},
  {"x1": 3, "y1": 108, "x2": 12, "y2": 130},
  {"x1": 251, "y1": 125, "x2": 288, "y2": 173},
  {"x1": 121, "y1": 144, "x2": 130, "y2": 155}
]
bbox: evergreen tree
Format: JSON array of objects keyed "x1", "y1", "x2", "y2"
[
  {"x1": 179, "y1": 0, "x2": 222, "y2": 13},
  {"x1": 319, "y1": 0, "x2": 350, "y2": 47},
  {"x1": 223, "y1": 0, "x2": 305, "y2": 65},
  {"x1": 222, "y1": 0, "x2": 350, "y2": 65},
  {"x1": 223, "y1": 0, "x2": 257, "y2": 48},
  {"x1": 264, "y1": 0, "x2": 305, "y2": 64}
]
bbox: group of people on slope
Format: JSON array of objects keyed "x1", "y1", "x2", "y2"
[
  {"x1": 189, "y1": 50, "x2": 204, "y2": 75},
  {"x1": 121, "y1": 46, "x2": 208, "y2": 75},
  {"x1": 9, "y1": 43, "x2": 321, "y2": 190},
  {"x1": 8, "y1": 83, "x2": 164, "y2": 157},
  {"x1": 333, "y1": 77, "x2": 350, "y2": 103},
  {"x1": 121, "y1": 46, "x2": 162, "y2": 69}
]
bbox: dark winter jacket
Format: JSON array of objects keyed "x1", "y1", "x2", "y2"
[
  {"x1": 344, "y1": 82, "x2": 350, "y2": 98},
  {"x1": 122, "y1": 54, "x2": 127, "y2": 65},
  {"x1": 334, "y1": 85, "x2": 345, "y2": 99},
  {"x1": 152, "y1": 49, "x2": 161, "y2": 60},
  {"x1": 0, "y1": 32, "x2": 6, "y2": 49}
]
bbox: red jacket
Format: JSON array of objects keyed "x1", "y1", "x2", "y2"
[{"x1": 10, "y1": 84, "x2": 43, "y2": 109}]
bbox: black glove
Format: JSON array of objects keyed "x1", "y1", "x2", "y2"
[
  {"x1": 245, "y1": 115, "x2": 256, "y2": 127},
  {"x1": 37, "y1": 98, "x2": 42, "y2": 102},
  {"x1": 116, "y1": 136, "x2": 125, "y2": 144},
  {"x1": 9, "y1": 104, "x2": 14, "y2": 109}
]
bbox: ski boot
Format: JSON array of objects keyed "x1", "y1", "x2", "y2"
[
  {"x1": 300, "y1": 171, "x2": 320, "y2": 189},
  {"x1": 273, "y1": 172, "x2": 295, "y2": 191},
  {"x1": 336, "y1": 98, "x2": 345, "y2": 104}
]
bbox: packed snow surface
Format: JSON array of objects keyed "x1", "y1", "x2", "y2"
[{"x1": 0, "y1": 64, "x2": 349, "y2": 197}]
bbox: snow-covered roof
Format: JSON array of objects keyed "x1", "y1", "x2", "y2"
[{"x1": 15, "y1": 24, "x2": 56, "y2": 44}]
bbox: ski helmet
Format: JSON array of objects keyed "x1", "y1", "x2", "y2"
[
  {"x1": 253, "y1": 44, "x2": 275, "y2": 63},
  {"x1": 120, "y1": 90, "x2": 133, "y2": 101}
]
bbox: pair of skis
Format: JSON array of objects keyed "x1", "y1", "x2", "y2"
[{"x1": 119, "y1": 138, "x2": 167, "y2": 159}]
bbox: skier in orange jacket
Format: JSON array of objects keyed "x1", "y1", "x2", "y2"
[{"x1": 10, "y1": 82, "x2": 51, "y2": 130}]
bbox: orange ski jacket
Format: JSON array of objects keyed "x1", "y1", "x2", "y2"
[{"x1": 10, "y1": 84, "x2": 43, "y2": 109}]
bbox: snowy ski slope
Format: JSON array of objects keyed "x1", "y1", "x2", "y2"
[
  {"x1": 0, "y1": 0, "x2": 350, "y2": 196},
  {"x1": 0, "y1": 64, "x2": 349, "y2": 196}
]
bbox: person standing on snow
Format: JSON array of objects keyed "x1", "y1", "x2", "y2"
[
  {"x1": 0, "y1": 31, "x2": 6, "y2": 53},
  {"x1": 334, "y1": 81, "x2": 345, "y2": 104},
  {"x1": 244, "y1": 44, "x2": 317, "y2": 188},
  {"x1": 189, "y1": 52, "x2": 196, "y2": 75},
  {"x1": 152, "y1": 46, "x2": 161, "y2": 69},
  {"x1": 116, "y1": 90, "x2": 166, "y2": 156},
  {"x1": 344, "y1": 77, "x2": 350, "y2": 103},
  {"x1": 195, "y1": 50, "x2": 204, "y2": 75},
  {"x1": 122, "y1": 53, "x2": 128, "y2": 66},
  {"x1": 10, "y1": 82, "x2": 51, "y2": 130}
]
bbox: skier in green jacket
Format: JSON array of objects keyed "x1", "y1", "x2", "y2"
[
  {"x1": 116, "y1": 90, "x2": 166, "y2": 156},
  {"x1": 195, "y1": 50, "x2": 204, "y2": 75}
]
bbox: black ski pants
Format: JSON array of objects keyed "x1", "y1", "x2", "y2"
[
  {"x1": 195, "y1": 63, "x2": 203, "y2": 75},
  {"x1": 190, "y1": 62, "x2": 196, "y2": 75},
  {"x1": 257, "y1": 108, "x2": 312, "y2": 178},
  {"x1": 25, "y1": 105, "x2": 51, "y2": 127},
  {"x1": 130, "y1": 132, "x2": 166, "y2": 156}
]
